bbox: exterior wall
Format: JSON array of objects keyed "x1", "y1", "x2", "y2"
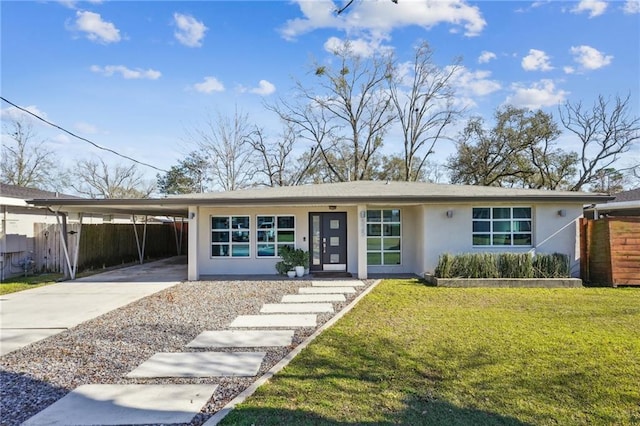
[
  {"x1": 191, "y1": 201, "x2": 584, "y2": 278},
  {"x1": 195, "y1": 205, "x2": 358, "y2": 276},
  {"x1": 423, "y1": 202, "x2": 584, "y2": 277}
]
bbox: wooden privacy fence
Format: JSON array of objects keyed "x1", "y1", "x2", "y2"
[
  {"x1": 580, "y1": 217, "x2": 640, "y2": 286},
  {"x1": 33, "y1": 222, "x2": 187, "y2": 274}
]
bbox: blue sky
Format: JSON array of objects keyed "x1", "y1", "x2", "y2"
[{"x1": 1, "y1": 0, "x2": 639, "y2": 185}]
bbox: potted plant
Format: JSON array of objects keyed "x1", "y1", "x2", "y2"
[
  {"x1": 291, "y1": 248, "x2": 309, "y2": 277},
  {"x1": 287, "y1": 269, "x2": 297, "y2": 278}
]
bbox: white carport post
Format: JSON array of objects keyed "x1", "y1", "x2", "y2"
[
  {"x1": 172, "y1": 216, "x2": 184, "y2": 255},
  {"x1": 55, "y1": 211, "x2": 83, "y2": 280},
  {"x1": 132, "y1": 215, "x2": 148, "y2": 265},
  {"x1": 187, "y1": 206, "x2": 199, "y2": 281},
  {"x1": 357, "y1": 204, "x2": 368, "y2": 279}
]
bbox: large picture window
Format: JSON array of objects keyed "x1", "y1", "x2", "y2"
[
  {"x1": 366, "y1": 209, "x2": 401, "y2": 266},
  {"x1": 211, "y1": 216, "x2": 250, "y2": 257},
  {"x1": 256, "y1": 215, "x2": 295, "y2": 257},
  {"x1": 472, "y1": 207, "x2": 532, "y2": 246}
]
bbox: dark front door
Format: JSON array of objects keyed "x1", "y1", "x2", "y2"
[{"x1": 309, "y1": 212, "x2": 347, "y2": 272}]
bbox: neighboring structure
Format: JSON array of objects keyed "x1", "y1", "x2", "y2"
[
  {"x1": 581, "y1": 187, "x2": 640, "y2": 286},
  {"x1": 0, "y1": 184, "x2": 79, "y2": 279},
  {"x1": 29, "y1": 181, "x2": 610, "y2": 280}
]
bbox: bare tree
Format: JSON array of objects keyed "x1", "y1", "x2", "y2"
[
  {"x1": 270, "y1": 42, "x2": 395, "y2": 182},
  {"x1": 559, "y1": 94, "x2": 640, "y2": 191},
  {"x1": 388, "y1": 42, "x2": 463, "y2": 181},
  {"x1": 190, "y1": 108, "x2": 256, "y2": 191},
  {"x1": 1, "y1": 117, "x2": 59, "y2": 189},
  {"x1": 69, "y1": 157, "x2": 154, "y2": 198},
  {"x1": 248, "y1": 123, "x2": 318, "y2": 187}
]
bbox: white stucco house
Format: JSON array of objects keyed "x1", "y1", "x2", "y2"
[{"x1": 29, "y1": 181, "x2": 611, "y2": 280}]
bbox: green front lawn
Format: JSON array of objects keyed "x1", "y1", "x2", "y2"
[
  {"x1": 0, "y1": 273, "x2": 63, "y2": 295},
  {"x1": 222, "y1": 280, "x2": 640, "y2": 425}
]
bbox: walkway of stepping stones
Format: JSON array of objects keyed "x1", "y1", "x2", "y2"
[{"x1": 23, "y1": 280, "x2": 364, "y2": 426}]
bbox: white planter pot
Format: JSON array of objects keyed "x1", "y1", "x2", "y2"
[
  {"x1": 295, "y1": 266, "x2": 305, "y2": 277},
  {"x1": 287, "y1": 270, "x2": 296, "y2": 278}
]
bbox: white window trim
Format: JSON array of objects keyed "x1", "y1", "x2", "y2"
[
  {"x1": 366, "y1": 208, "x2": 402, "y2": 266},
  {"x1": 472, "y1": 206, "x2": 533, "y2": 247},
  {"x1": 255, "y1": 214, "x2": 296, "y2": 258},
  {"x1": 210, "y1": 215, "x2": 251, "y2": 258}
]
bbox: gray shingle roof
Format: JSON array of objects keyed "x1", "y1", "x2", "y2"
[
  {"x1": 611, "y1": 188, "x2": 640, "y2": 202},
  {"x1": 0, "y1": 183, "x2": 79, "y2": 200}
]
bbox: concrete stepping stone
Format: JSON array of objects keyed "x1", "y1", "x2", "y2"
[
  {"x1": 229, "y1": 314, "x2": 316, "y2": 328},
  {"x1": 260, "y1": 303, "x2": 334, "y2": 313},
  {"x1": 127, "y1": 352, "x2": 265, "y2": 378},
  {"x1": 312, "y1": 280, "x2": 364, "y2": 287},
  {"x1": 186, "y1": 330, "x2": 294, "y2": 348},
  {"x1": 281, "y1": 294, "x2": 346, "y2": 303},
  {"x1": 299, "y1": 286, "x2": 356, "y2": 294},
  {"x1": 22, "y1": 384, "x2": 216, "y2": 426}
]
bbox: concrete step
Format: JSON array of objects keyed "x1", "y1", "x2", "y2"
[
  {"x1": 260, "y1": 303, "x2": 334, "y2": 313},
  {"x1": 186, "y1": 330, "x2": 294, "y2": 348},
  {"x1": 299, "y1": 286, "x2": 356, "y2": 294},
  {"x1": 229, "y1": 314, "x2": 317, "y2": 328},
  {"x1": 281, "y1": 294, "x2": 346, "y2": 303},
  {"x1": 127, "y1": 352, "x2": 265, "y2": 378}
]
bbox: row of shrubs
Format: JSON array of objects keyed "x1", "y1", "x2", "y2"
[{"x1": 434, "y1": 252, "x2": 570, "y2": 279}]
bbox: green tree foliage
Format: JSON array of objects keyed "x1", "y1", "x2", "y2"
[
  {"x1": 447, "y1": 106, "x2": 577, "y2": 189},
  {"x1": 156, "y1": 151, "x2": 209, "y2": 195}
]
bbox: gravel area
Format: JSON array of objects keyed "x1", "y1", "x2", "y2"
[{"x1": 0, "y1": 278, "x2": 375, "y2": 426}]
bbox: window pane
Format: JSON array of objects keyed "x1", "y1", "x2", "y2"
[
  {"x1": 473, "y1": 234, "x2": 491, "y2": 245},
  {"x1": 367, "y1": 238, "x2": 381, "y2": 251},
  {"x1": 383, "y1": 238, "x2": 401, "y2": 251},
  {"x1": 513, "y1": 208, "x2": 532, "y2": 219},
  {"x1": 367, "y1": 224, "x2": 381, "y2": 236},
  {"x1": 493, "y1": 208, "x2": 511, "y2": 219},
  {"x1": 513, "y1": 234, "x2": 532, "y2": 246},
  {"x1": 277, "y1": 230, "x2": 295, "y2": 243},
  {"x1": 473, "y1": 221, "x2": 490, "y2": 232},
  {"x1": 257, "y1": 244, "x2": 275, "y2": 257},
  {"x1": 473, "y1": 208, "x2": 490, "y2": 219},
  {"x1": 277, "y1": 216, "x2": 295, "y2": 229},
  {"x1": 212, "y1": 217, "x2": 229, "y2": 229},
  {"x1": 367, "y1": 210, "x2": 382, "y2": 222},
  {"x1": 513, "y1": 220, "x2": 532, "y2": 232},
  {"x1": 232, "y1": 231, "x2": 249, "y2": 243},
  {"x1": 367, "y1": 252, "x2": 382, "y2": 265},
  {"x1": 383, "y1": 252, "x2": 401, "y2": 265},
  {"x1": 493, "y1": 234, "x2": 512, "y2": 245},
  {"x1": 383, "y1": 224, "x2": 401, "y2": 236},
  {"x1": 383, "y1": 209, "x2": 400, "y2": 223},
  {"x1": 233, "y1": 216, "x2": 249, "y2": 230},
  {"x1": 493, "y1": 221, "x2": 511, "y2": 232},
  {"x1": 257, "y1": 216, "x2": 274, "y2": 228},
  {"x1": 257, "y1": 230, "x2": 274, "y2": 242},
  {"x1": 232, "y1": 244, "x2": 250, "y2": 257},
  {"x1": 211, "y1": 244, "x2": 229, "y2": 257},
  {"x1": 211, "y1": 231, "x2": 229, "y2": 243}
]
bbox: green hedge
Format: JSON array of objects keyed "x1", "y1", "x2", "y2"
[{"x1": 435, "y1": 252, "x2": 570, "y2": 279}]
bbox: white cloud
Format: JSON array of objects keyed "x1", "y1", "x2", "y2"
[
  {"x1": 570, "y1": 45, "x2": 613, "y2": 70},
  {"x1": 571, "y1": 0, "x2": 608, "y2": 17},
  {"x1": 280, "y1": 0, "x2": 486, "y2": 40},
  {"x1": 249, "y1": 80, "x2": 276, "y2": 96},
  {"x1": 623, "y1": 0, "x2": 640, "y2": 14},
  {"x1": 91, "y1": 65, "x2": 161, "y2": 80},
  {"x1": 505, "y1": 79, "x2": 568, "y2": 109},
  {"x1": 73, "y1": 10, "x2": 121, "y2": 43},
  {"x1": 478, "y1": 51, "x2": 496, "y2": 64},
  {"x1": 0, "y1": 105, "x2": 49, "y2": 122},
  {"x1": 193, "y1": 76, "x2": 225, "y2": 94},
  {"x1": 450, "y1": 66, "x2": 501, "y2": 97},
  {"x1": 59, "y1": 0, "x2": 103, "y2": 8},
  {"x1": 323, "y1": 35, "x2": 393, "y2": 58},
  {"x1": 521, "y1": 49, "x2": 553, "y2": 71},
  {"x1": 563, "y1": 66, "x2": 575, "y2": 74},
  {"x1": 74, "y1": 122, "x2": 98, "y2": 134},
  {"x1": 173, "y1": 13, "x2": 207, "y2": 47}
]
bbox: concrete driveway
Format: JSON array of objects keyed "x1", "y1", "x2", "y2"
[{"x1": 0, "y1": 256, "x2": 186, "y2": 356}]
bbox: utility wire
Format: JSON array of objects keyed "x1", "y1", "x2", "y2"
[{"x1": 1, "y1": 96, "x2": 168, "y2": 173}]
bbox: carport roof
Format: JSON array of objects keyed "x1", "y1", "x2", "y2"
[{"x1": 29, "y1": 181, "x2": 612, "y2": 216}]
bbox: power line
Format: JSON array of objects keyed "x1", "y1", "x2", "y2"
[{"x1": 1, "y1": 96, "x2": 168, "y2": 173}]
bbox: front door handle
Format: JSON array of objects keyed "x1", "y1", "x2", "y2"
[{"x1": 322, "y1": 238, "x2": 326, "y2": 253}]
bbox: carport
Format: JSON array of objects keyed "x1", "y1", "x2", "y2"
[{"x1": 28, "y1": 198, "x2": 190, "y2": 279}]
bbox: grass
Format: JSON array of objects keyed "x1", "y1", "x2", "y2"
[
  {"x1": 221, "y1": 279, "x2": 640, "y2": 425},
  {"x1": 0, "y1": 273, "x2": 63, "y2": 295}
]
